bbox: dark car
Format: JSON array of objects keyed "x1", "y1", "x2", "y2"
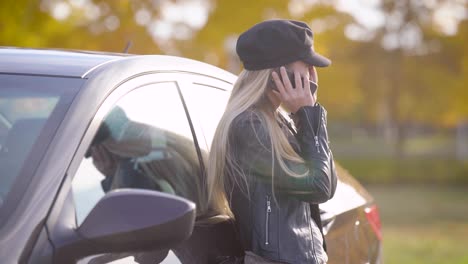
[{"x1": 0, "y1": 48, "x2": 382, "y2": 264}]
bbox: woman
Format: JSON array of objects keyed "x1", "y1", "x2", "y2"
[{"x1": 207, "y1": 20, "x2": 337, "y2": 264}]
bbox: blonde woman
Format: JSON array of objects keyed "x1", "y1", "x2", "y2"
[{"x1": 207, "y1": 20, "x2": 337, "y2": 264}]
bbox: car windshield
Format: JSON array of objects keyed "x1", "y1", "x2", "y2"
[{"x1": 0, "y1": 74, "x2": 81, "y2": 224}]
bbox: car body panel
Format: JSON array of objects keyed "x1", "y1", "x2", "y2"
[
  {"x1": 0, "y1": 48, "x2": 121, "y2": 78},
  {"x1": 321, "y1": 165, "x2": 381, "y2": 264}
]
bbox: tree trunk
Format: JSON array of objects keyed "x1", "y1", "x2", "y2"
[{"x1": 456, "y1": 120, "x2": 468, "y2": 161}]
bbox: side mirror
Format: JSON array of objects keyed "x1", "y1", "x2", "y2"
[{"x1": 55, "y1": 189, "x2": 195, "y2": 263}]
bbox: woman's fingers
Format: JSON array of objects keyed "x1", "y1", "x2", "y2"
[
  {"x1": 294, "y1": 71, "x2": 302, "y2": 91},
  {"x1": 271, "y1": 71, "x2": 286, "y2": 95},
  {"x1": 271, "y1": 67, "x2": 316, "y2": 113},
  {"x1": 272, "y1": 90, "x2": 281, "y2": 98},
  {"x1": 303, "y1": 73, "x2": 311, "y2": 96},
  {"x1": 280, "y1": 67, "x2": 293, "y2": 92}
]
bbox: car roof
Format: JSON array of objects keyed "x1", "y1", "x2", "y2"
[
  {"x1": 0, "y1": 48, "x2": 237, "y2": 85},
  {"x1": 0, "y1": 47, "x2": 126, "y2": 78}
]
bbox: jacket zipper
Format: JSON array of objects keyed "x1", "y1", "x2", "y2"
[
  {"x1": 307, "y1": 106, "x2": 322, "y2": 153},
  {"x1": 306, "y1": 205, "x2": 318, "y2": 262},
  {"x1": 265, "y1": 195, "x2": 272, "y2": 245}
]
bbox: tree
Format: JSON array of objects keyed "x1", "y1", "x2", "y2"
[
  {"x1": 2, "y1": 0, "x2": 466, "y2": 151},
  {"x1": 347, "y1": 0, "x2": 467, "y2": 157}
]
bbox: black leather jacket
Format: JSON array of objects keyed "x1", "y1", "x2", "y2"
[{"x1": 225, "y1": 104, "x2": 337, "y2": 264}]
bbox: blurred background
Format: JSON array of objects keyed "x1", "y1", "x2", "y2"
[{"x1": 1, "y1": 0, "x2": 467, "y2": 263}]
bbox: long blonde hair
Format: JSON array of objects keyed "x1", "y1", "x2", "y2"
[{"x1": 207, "y1": 68, "x2": 307, "y2": 217}]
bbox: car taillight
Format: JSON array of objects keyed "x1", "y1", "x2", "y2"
[{"x1": 365, "y1": 205, "x2": 382, "y2": 241}]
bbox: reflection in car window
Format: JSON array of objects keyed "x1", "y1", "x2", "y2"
[
  {"x1": 180, "y1": 84, "x2": 230, "y2": 152},
  {"x1": 0, "y1": 98, "x2": 54, "y2": 202},
  {"x1": 72, "y1": 82, "x2": 205, "y2": 225},
  {"x1": 0, "y1": 75, "x2": 80, "y2": 224},
  {"x1": 77, "y1": 250, "x2": 182, "y2": 264}
]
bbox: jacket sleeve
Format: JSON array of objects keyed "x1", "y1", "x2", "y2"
[{"x1": 233, "y1": 105, "x2": 337, "y2": 204}]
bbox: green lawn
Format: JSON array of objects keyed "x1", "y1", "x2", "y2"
[
  {"x1": 383, "y1": 224, "x2": 468, "y2": 264},
  {"x1": 337, "y1": 158, "x2": 468, "y2": 185},
  {"x1": 366, "y1": 185, "x2": 468, "y2": 264}
]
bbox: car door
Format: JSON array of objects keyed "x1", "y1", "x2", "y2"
[
  {"x1": 176, "y1": 75, "x2": 246, "y2": 262},
  {"x1": 40, "y1": 73, "x2": 207, "y2": 264}
]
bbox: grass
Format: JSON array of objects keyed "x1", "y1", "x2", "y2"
[
  {"x1": 337, "y1": 158, "x2": 468, "y2": 185},
  {"x1": 366, "y1": 185, "x2": 468, "y2": 264},
  {"x1": 330, "y1": 132, "x2": 468, "y2": 185},
  {"x1": 330, "y1": 132, "x2": 457, "y2": 158},
  {"x1": 383, "y1": 224, "x2": 468, "y2": 264},
  {"x1": 330, "y1": 132, "x2": 468, "y2": 262}
]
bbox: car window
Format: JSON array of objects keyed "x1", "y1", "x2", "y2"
[
  {"x1": 180, "y1": 83, "x2": 230, "y2": 152},
  {"x1": 0, "y1": 74, "x2": 80, "y2": 226},
  {"x1": 0, "y1": 113, "x2": 10, "y2": 148},
  {"x1": 0, "y1": 97, "x2": 55, "y2": 196},
  {"x1": 72, "y1": 81, "x2": 206, "y2": 226}
]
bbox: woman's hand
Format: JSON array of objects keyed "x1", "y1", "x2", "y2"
[{"x1": 271, "y1": 66, "x2": 316, "y2": 114}]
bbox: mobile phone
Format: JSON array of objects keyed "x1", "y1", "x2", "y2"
[{"x1": 270, "y1": 70, "x2": 318, "y2": 94}]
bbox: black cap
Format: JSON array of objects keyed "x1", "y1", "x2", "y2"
[{"x1": 236, "y1": 19, "x2": 331, "y2": 70}]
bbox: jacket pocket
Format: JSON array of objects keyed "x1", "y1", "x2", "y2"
[{"x1": 265, "y1": 195, "x2": 272, "y2": 245}]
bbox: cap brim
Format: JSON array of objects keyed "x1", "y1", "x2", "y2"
[{"x1": 301, "y1": 50, "x2": 331, "y2": 67}]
